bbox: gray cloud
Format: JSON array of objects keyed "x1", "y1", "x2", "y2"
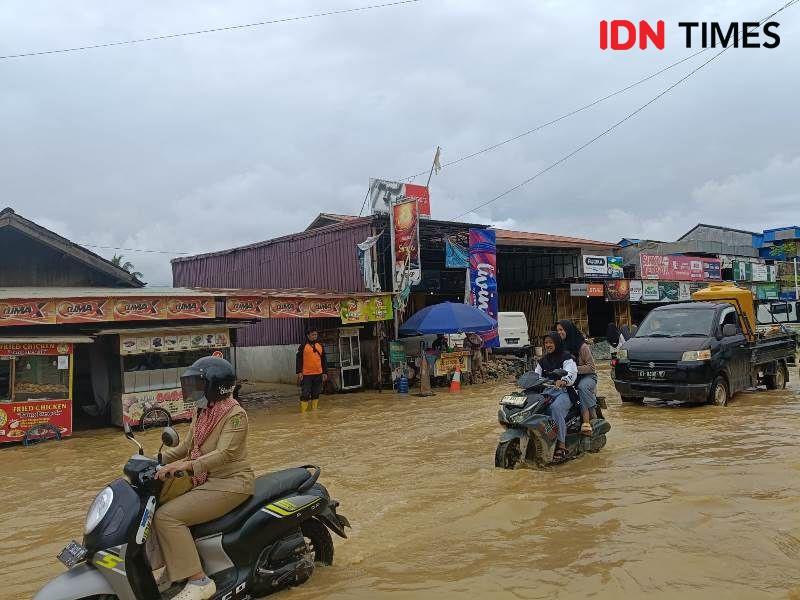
[{"x1": 1, "y1": 0, "x2": 798, "y2": 284}]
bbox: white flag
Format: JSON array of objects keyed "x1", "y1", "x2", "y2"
[{"x1": 433, "y1": 146, "x2": 442, "y2": 174}]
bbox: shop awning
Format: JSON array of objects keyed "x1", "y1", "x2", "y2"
[
  {"x1": 94, "y1": 323, "x2": 247, "y2": 336},
  {"x1": 0, "y1": 336, "x2": 94, "y2": 343}
]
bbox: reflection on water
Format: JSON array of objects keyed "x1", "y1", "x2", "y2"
[{"x1": 2, "y1": 368, "x2": 800, "y2": 599}]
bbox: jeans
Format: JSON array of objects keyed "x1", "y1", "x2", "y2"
[
  {"x1": 300, "y1": 374, "x2": 324, "y2": 400},
  {"x1": 576, "y1": 374, "x2": 598, "y2": 411},
  {"x1": 546, "y1": 390, "x2": 572, "y2": 445}
]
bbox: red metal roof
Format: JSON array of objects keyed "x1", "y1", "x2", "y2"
[
  {"x1": 494, "y1": 228, "x2": 617, "y2": 249},
  {"x1": 198, "y1": 287, "x2": 392, "y2": 299}
]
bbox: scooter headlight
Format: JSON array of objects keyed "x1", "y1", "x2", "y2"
[{"x1": 85, "y1": 487, "x2": 114, "y2": 534}]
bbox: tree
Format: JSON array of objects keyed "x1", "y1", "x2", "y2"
[{"x1": 111, "y1": 254, "x2": 144, "y2": 280}]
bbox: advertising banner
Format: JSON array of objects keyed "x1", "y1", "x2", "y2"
[
  {"x1": 605, "y1": 280, "x2": 630, "y2": 301},
  {"x1": 469, "y1": 228, "x2": 499, "y2": 348},
  {"x1": 582, "y1": 255, "x2": 608, "y2": 277},
  {"x1": 659, "y1": 282, "x2": 680, "y2": 302},
  {"x1": 751, "y1": 263, "x2": 769, "y2": 282},
  {"x1": 269, "y1": 298, "x2": 308, "y2": 318},
  {"x1": 0, "y1": 342, "x2": 72, "y2": 356},
  {"x1": 640, "y1": 254, "x2": 722, "y2": 281},
  {"x1": 369, "y1": 178, "x2": 431, "y2": 217},
  {"x1": 306, "y1": 298, "x2": 342, "y2": 319},
  {"x1": 56, "y1": 298, "x2": 112, "y2": 323},
  {"x1": 340, "y1": 295, "x2": 394, "y2": 324},
  {"x1": 0, "y1": 299, "x2": 56, "y2": 326},
  {"x1": 679, "y1": 282, "x2": 692, "y2": 301},
  {"x1": 392, "y1": 199, "x2": 422, "y2": 288},
  {"x1": 642, "y1": 280, "x2": 661, "y2": 302},
  {"x1": 608, "y1": 257, "x2": 624, "y2": 278},
  {"x1": 120, "y1": 330, "x2": 229, "y2": 356},
  {"x1": 587, "y1": 283, "x2": 605, "y2": 297},
  {"x1": 629, "y1": 280, "x2": 643, "y2": 302},
  {"x1": 0, "y1": 400, "x2": 72, "y2": 443},
  {"x1": 122, "y1": 388, "x2": 192, "y2": 427},
  {"x1": 756, "y1": 284, "x2": 780, "y2": 300},
  {"x1": 733, "y1": 260, "x2": 748, "y2": 281},
  {"x1": 165, "y1": 297, "x2": 215, "y2": 320},
  {"x1": 225, "y1": 297, "x2": 268, "y2": 319},
  {"x1": 570, "y1": 283, "x2": 588, "y2": 297},
  {"x1": 445, "y1": 238, "x2": 469, "y2": 268}
]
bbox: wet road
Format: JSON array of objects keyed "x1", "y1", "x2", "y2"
[{"x1": 2, "y1": 368, "x2": 800, "y2": 599}]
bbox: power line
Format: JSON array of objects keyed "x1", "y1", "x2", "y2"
[
  {"x1": 78, "y1": 243, "x2": 190, "y2": 255},
  {"x1": 0, "y1": 0, "x2": 423, "y2": 60},
  {"x1": 452, "y1": 0, "x2": 799, "y2": 221},
  {"x1": 401, "y1": 48, "x2": 710, "y2": 182}
]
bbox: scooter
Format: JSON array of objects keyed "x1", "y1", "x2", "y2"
[
  {"x1": 494, "y1": 370, "x2": 611, "y2": 469},
  {"x1": 34, "y1": 424, "x2": 350, "y2": 600}
]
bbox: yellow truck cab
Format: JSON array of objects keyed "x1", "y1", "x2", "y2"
[{"x1": 613, "y1": 283, "x2": 797, "y2": 406}]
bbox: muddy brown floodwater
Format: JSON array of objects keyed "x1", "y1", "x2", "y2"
[{"x1": 2, "y1": 368, "x2": 800, "y2": 600}]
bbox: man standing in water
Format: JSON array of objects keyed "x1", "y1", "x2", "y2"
[{"x1": 296, "y1": 328, "x2": 327, "y2": 413}]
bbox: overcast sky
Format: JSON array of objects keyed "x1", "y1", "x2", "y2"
[{"x1": 2, "y1": 0, "x2": 798, "y2": 285}]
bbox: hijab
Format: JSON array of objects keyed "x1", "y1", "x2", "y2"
[
  {"x1": 538, "y1": 331, "x2": 574, "y2": 372},
  {"x1": 606, "y1": 322, "x2": 620, "y2": 346},
  {"x1": 557, "y1": 320, "x2": 587, "y2": 357}
]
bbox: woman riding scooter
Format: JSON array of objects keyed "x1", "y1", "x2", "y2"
[
  {"x1": 556, "y1": 320, "x2": 596, "y2": 432},
  {"x1": 154, "y1": 356, "x2": 255, "y2": 600},
  {"x1": 535, "y1": 332, "x2": 578, "y2": 462}
]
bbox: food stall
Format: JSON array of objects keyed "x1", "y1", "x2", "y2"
[{"x1": 0, "y1": 339, "x2": 88, "y2": 443}]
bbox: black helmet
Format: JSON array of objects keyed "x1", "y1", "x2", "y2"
[{"x1": 181, "y1": 356, "x2": 236, "y2": 408}]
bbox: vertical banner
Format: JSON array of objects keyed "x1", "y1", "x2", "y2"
[
  {"x1": 469, "y1": 228, "x2": 499, "y2": 347},
  {"x1": 369, "y1": 178, "x2": 431, "y2": 217},
  {"x1": 391, "y1": 199, "x2": 422, "y2": 289},
  {"x1": 629, "y1": 280, "x2": 644, "y2": 302}
]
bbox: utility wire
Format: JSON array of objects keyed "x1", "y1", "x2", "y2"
[
  {"x1": 79, "y1": 242, "x2": 190, "y2": 255},
  {"x1": 0, "y1": 0, "x2": 423, "y2": 60},
  {"x1": 452, "y1": 0, "x2": 799, "y2": 221}
]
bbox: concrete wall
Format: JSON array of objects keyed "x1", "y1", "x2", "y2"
[{"x1": 235, "y1": 345, "x2": 298, "y2": 384}]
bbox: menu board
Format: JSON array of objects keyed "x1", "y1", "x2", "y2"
[{"x1": 120, "y1": 330, "x2": 230, "y2": 355}]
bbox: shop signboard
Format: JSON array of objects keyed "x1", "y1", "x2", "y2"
[
  {"x1": 269, "y1": 298, "x2": 308, "y2": 318},
  {"x1": 340, "y1": 295, "x2": 394, "y2": 324},
  {"x1": 587, "y1": 283, "x2": 605, "y2": 297},
  {"x1": 640, "y1": 254, "x2": 722, "y2": 281},
  {"x1": 679, "y1": 282, "x2": 692, "y2": 301},
  {"x1": 392, "y1": 199, "x2": 422, "y2": 287},
  {"x1": 642, "y1": 281, "x2": 661, "y2": 302},
  {"x1": 605, "y1": 280, "x2": 630, "y2": 301},
  {"x1": 756, "y1": 284, "x2": 780, "y2": 300},
  {"x1": 389, "y1": 341, "x2": 406, "y2": 365},
  {"x1": 629, "y1": 280, "x2": 643, "y2": 302},
  {"x1": 56, "y1": 298, "x2": 112, "y2": 323},
  {"x1": 659, "y1": 282, "x2": 680, "y2": 302},
  {"x1": 608, "y1": 257, "x2": 624, "y2": 278},
  {"x1": 0, "y1": 342, "x2": 72, "y2": 356},
  {"x1": 0, "y1": 400, "x2": 72, "y2": 443},
  {"x1": 751, "y1": 263, "x2": 769, "y2": 282},
  {"x1": 0, "y1": 299, "x2": 56, "y2": 326},
  {"x1": 121, "y1": 388, "x2": 193, "y2": 427},
  {"x1": 582, "y1": 255, "x2": 608, "y2": 277},
  {"x1": 306, "y1": 299, "x2": 343, "y2": 319},
  {"x1": 570, "y1": 283, "x2": 588, "y2": 297},
  {"x1": 733, "y1": 260, "x2": 749, "y2": 281},
  {"x1": 469, "y1": 228, "x2": 499, "y2": 348},
  {"x1": 434, "y1": 351, "x2": 471, "y2": 377},
  {"x1": 120, "y1": 330, "x2": 230, "y2": 355},
  {"x1": 225, "y1": 296, "x2": 268, "y2": 319},
  {"x1": 165, "y1": 297, "x2": 215, "y2": 319},
  {"x1": 369, "y1": 178, "x2": 431, "y2": 218}
]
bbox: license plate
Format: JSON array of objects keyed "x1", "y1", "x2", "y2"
[
  {"x1": 57, "y1": 540, "x2": 87, "y2": 568},
  {"x1": 637, "y1": 370, "x2": 666, "y2": 380},
  {"x1": 504, "y1": 338, "x2": 520, "y2": 345},
  {"x1": 500, "y1": 395, "x2": 526, "y2": 407}
]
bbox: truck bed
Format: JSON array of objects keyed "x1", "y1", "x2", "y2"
[{"x1": 748, "y1": 332, "x2": 797, "y2": 365}]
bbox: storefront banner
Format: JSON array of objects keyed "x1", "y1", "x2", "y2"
[
  {"x1": 120, "y1": 331, "x2": 229, "y2": 355},
  {"x1": 113, "y1": 298, "x2": 163, "y2": 321},
  {"x1": 225, "y1": 296, "x2": 268, "y2": 319},
  {"x1": 369, "y1": 178, "x2": 431, "y2": 217},
  {"x1": 756, "y1": 284, "x2": 780, "y2": 300},
  {"x1": 307, "y1": 299, "x2": 343, "y2": 318},
  {"x1": 642, "y1": 281, "x2": 661, "y2": 302},
  {"x1": 0, "y1": 342, "x2": 72, "y2": 356},
  {"x1": 582, "y1": 255, "x2": 608, "y2": 277},
  {"x1": 340, "y1": 295, "x2": 394, "y2": 324},
  {"x1": 733, "y1": 260, "x2": 749, "y2": 281},
  {"x1": 0, "y1": 400, "x2": 72, "y2": 442},
  {"x1": 269, "y1": 298, "x2": 308, "y2": 318},
  {"x1": 751, "y1": 263, "x2": 769, "y2": 282},
  {"x1": 0, "y1": 299, "x2": 56, "y2": 326},
  {"x1": 659, "y1": 282, "x2": 680, "y2": 302},
  {"x1": 165, "y1": 298, "x2": 215, "y2": 319},
  {"x1": 389, "y1": 341, "x2": 406, "y2": 365},
  {"x1": 679, "y1": 282, "x2": 692, "y2": 301},
  {"x1": 570, "y1": 283, "x2": 588, "y2": 297},
  {"x1": 122, "y1": 388, "x2": 193, "y2": 427},
  {"x1": 56, "y1": 298, "x2": 111, "y2": 323},
  {"x1": 605, "y1": 280, "x2": 630, "y2": 301},
  {"x1": 469, "y1": 228, "x2": 499, "y2": 348},
  {"x1": 587, "y1": 283, "x2": 605, "y2": 297},
  {"x1": 392, "y1": 199, "x2": 422, "y2": 288},
  {"x1": 640, "y1": 254, "x2": 722, "y2": 281},
  {"x1": 608, "y1": 257, "x2": 624, "y2": 278},
  {"x1": 629, "y1": 280, "x2": 643, "y2": 302}
]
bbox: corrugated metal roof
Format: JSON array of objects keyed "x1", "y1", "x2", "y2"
[
  {"x1": 494, "y1": 229, "x2": 617, "y2": 249},
  {"x1": 0, "y1": 287, "x2": 215, "y2": 299},
  {"x1": 200, "y1": 287, "x2": 392, "y2": 298}
]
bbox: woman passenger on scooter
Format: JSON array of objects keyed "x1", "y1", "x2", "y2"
[
  {"x1": 154, "y1": 356, "x2": 255, "y2": 600},
  {"x1": 535, "y1": 332, "x2": 578, "y2": 462},
  {"x1": 556, "y1": 320, "x2": 596, "y2": 432}
]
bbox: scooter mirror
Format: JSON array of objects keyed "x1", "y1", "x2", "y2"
[{"x1": 161, "y1": 427, "x2": 180, "y2": 448}]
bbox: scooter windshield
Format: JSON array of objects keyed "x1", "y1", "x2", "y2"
[{"x1": 180, "y1": 374, "x2": 206, "y2": 402}]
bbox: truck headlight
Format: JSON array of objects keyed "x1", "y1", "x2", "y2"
[
  {"x1": 682, "y1": 349, "x2": 711, "y2": 361},
  {"x1": 85, "y1": 487, "x2": 114, "y2": 534},
  {"x1": 617, "y1": 349, "x2": 628, "y2": 361}
]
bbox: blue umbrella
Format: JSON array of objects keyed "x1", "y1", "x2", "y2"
[{"x1": 399, "y1": 302, "x2": 496, "y2": 335}]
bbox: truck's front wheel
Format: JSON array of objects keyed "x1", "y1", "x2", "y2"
[{"x1": 710, "y1": 376, "x2": 729, "y2": 406}]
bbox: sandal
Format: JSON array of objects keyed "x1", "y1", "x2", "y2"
[
  {"x1": 553, "y1": 447, "x2": 568, "y2": 462},
  {"x1": 581, "y1": 422, "x2": 593, "y2": 435}
]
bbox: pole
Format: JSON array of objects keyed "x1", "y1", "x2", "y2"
[
  {"x1": 794, "y1": 257, "x2": 798, "y2": 301},
  {"x1": 425, "y1": 145, "x2": 440, "y2": 188}
]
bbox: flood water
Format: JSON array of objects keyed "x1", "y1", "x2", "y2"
[{"x1": 2, "y1": 367, "x2": 800, "y2": 600}]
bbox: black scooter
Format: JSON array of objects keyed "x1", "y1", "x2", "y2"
[
  {"x1": 34, "y1": 425, "x2": 350, "y2": 600},
  {"x1": 495, "y1": 370, "x2": 611, "y2": 469}
]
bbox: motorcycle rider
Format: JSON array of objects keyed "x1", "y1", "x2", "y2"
[
  {"x1": 535, "y1": 332, "x2": 578, "y2": 462},
  {"x1": 153, "y1": 356, "x2": 255, "y2": 600},
  {"x1": 556, "y1": 320, "x2": 596, "y2": 431}
]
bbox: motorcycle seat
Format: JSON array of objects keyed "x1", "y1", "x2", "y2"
[{"x1": 191, "y1": 468, "x2": 312, "y2": 538}]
